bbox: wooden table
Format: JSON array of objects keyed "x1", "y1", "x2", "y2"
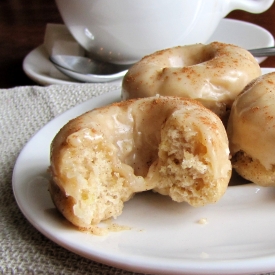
[{"x1": 1, "y1": 0, "x2": 275, "y2": 89}]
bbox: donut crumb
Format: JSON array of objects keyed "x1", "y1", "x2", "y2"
[{"x1": 197, "y1": 218, "x2": 208, "y2": 225}]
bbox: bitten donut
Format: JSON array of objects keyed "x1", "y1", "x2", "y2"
[
  {"x1": 227, "y1": 72, "x2": 275, "y2": 187},
  {"x1": 122, "y1": 42, "x2": 261, "y2": 122},
  {"x1": 49, "y1": 96, "x2": 232, "y2": 229}
]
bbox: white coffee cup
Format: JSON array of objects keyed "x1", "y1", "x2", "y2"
[{"x1": 55, "y1": 0, "x2": 274, "y2": 65}]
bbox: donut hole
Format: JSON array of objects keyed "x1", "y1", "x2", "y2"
[
  {"x1": 184, "y1": 47, "x2": 215, "y2": 66},
  {"x1": 162, "y1": 45, "x2": 216, "y2": 68},
  {"x1": 167, "y1": 56, "x2": 185, "y2": 67}
]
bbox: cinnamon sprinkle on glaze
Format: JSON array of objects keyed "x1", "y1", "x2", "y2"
[{"x1": 122, "y1": 42, "x2": 261, "y2": 124}]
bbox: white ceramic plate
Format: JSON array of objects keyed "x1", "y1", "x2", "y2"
[
  {"x1": 23, "y1": 18, "x2": 274, "y2": 86},
  {"x1": 13, "y1": 68, "x2": 275, "y2": 275}
]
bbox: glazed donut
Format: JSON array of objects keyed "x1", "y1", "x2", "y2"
[
  {"x1": 227, "y1": 72, "x2": 275, "y2": 186},
  {"x1": 49, "y1": 96, "x2": 232, "y2": 229},
  {"x1": 122, "y1": 41, "x2": 261, "y2": 122}
]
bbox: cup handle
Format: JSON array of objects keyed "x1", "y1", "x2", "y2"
[{"x1": 229, "y1": 0, "x2": 274, "y2": 13}]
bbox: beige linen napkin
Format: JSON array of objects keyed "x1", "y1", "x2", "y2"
[{"x1": 0, "y1": 83, "x2": 145, "y2": 275}]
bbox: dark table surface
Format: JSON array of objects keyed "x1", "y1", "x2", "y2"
[{"x1": 1, "y1": 0, "x2": 275, "y2": 89}]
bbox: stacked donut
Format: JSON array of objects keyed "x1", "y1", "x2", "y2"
[
  {"x1": 122, "y1": 41, "x2": 261, "y2": 123},
  {"x1": 49, "y1": 41, "x2": 269, "y2": 230}
]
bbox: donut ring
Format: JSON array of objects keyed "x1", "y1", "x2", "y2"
[
  {"x1": 227, "y1": 72, "x2": 275, "y2": 186},
  {"x1": 122, "y1": 42, "x2": 261, "y2": 121},
  {"x1": 49, "y1": 96, "x2": 231, "y2": 229}
]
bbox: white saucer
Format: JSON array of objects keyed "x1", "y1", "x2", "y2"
[
  {"x1": 23, "y1": 18, "x2": 274, "y2": 86},
  {"x1": 12, "y1": 68, "x2": 275, "y2": 275}
]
